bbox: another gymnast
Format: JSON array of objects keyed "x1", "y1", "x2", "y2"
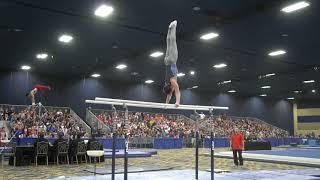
[
  {"x1": 163, "y1": 20, "x2": 181, "y2": 106},
  {"x1": 25, "y1": 84, "x2": 51, "y2": 105}
]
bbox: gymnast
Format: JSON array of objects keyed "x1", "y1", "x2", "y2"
[
  {"x1": 163, "y1": 20, "x2": 181, "y2": 106},
  {"x1": 25, "y1": 84, "x2": 51, "y2": 105}
]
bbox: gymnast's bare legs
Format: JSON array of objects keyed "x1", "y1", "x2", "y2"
[{"x1": 163, "y1": 20, "x2": 180, "y2": 106}]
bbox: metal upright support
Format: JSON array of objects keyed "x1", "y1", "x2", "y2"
[
  {"x1": 112, "y1": 131, "x2": 116, "y2": 180},
  {"x1": 211, "y1": 131, "x2": 214, "y2": 180},
  {"x1": 195, "y1": 130, "x2": 199, "y2": 180},
  {"x1": 38, "y1": 103, "x2": 41, "y2": 118},
  {"x1": 194, "y1": 110, "x2": 200, "y2": 180},
  {"x1": 209, "y1": 108, "x2": 214, "y2": 180},
  {"x1": 111, "y1": 105, "x2": 117, "y2": 180},
  {"x1": 123, "y1": 103, "x2": 129, "y2": 180}
]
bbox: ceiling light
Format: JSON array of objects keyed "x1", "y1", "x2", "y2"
[
  {"x1": 303, "y1": 80, "x2": 315, "y2": 84},
  {"x1": 59, "y1": 34, "x2": 73, "y2": 43},
  {"x1": 281, "y1": 1, "x2": 310, "y2": 13},
  {"x1": 91, "y1": 73, "x2": 101, "y2": 78},
  {"x1": 268, "y1": 50, "x2": 286, "y2": 56},
  {"x1": 260, "y1": 94, "x2": 267, "y2": 97},
  {"x1": 228, "y1": 90, "x2": 236, "y2": 93},
  {"x1": 190, "y1": 71, "x2": 195, "y2": 75},
  {"x1": 261, "y1": 86, "x2": 271, "y2": 89},
  {"x1": 95, "y1": 5, "x2": 114, "y2": 18},
  {"x1": 200, "y1": 32, "x2": 219, "y2": 40},
  {"x1": 259, "y1": 73, "x2": 276, "y2": 79},
  {"x1": 145, "y1": 80, "x2": 154, "y2": 84},
  {"x1": 131, "y1": 72, "x2": 139, "y2": 76},
  {"x1": 177, "y1": 73, "x2": 185, "y2": 77},
  {"x1": 213, "y1": 63, "x2": 227, "y2": 69},
  {"x1": 192, "y1": 6, "x2": 201, "y2": 11},
  {"x1": 218, "y1": 80, "x2": 232, "y2": 85},
  {"x1": 21, "y1": 65, "x2": 31, "y2": 70},
  {"x1": 36, "y1": 53, "x2": 48, "y2": 60},
  {"x1": 116, "y1": 64, "x2": 127, "y2": 70},
  {"x1": 265, "y1": 73, "x2": 276, "y2": 77},
  {"x1": 287, "y1": 97, "x2": 295, "y2": 100},
  {"x1": 312, "y1": 89, "x2": 316, "y2": 93},
  {"x1": 294, "y1": 90, "x2": 302, "y2": 94},
  {"x1": 150, "y1": 51, "x2": 164, "y2": 58},
  {"x1": 192, "y1": 86, "x2": 198, "y2": 89}
]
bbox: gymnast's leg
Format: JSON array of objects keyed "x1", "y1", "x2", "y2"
[{"x1": 164, "y1": 20, "x2": 178, "y2": 65}]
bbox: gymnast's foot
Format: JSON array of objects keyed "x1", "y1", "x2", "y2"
[
  {"x1": 175, "y1": 102, "x2": 180, "y2": 107},
  {"x1": 169, "y1": 20, "x2": 177, "y2": 29}
]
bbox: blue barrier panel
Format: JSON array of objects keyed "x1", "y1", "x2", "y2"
[
  {"x1": 203, "y1": 138, "x2": 229, "y2": 148},
  {"x1": 97, "y1": 138, "x2": 125, "y2": 149},
  {"x1": 153, "y1": 138, "x2": 183, "y2": 149},
  {"x1": 12, "y1": 138, "x2": 59, "y2": 145},
  {"x1": 308, "y1": 139, "x2": 317, "y2": 146}
]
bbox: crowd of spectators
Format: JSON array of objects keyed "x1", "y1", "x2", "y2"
[
  {"x1": 0, "y1": 105, "x2": 88, "y2": 139},
  {"x1": 96, "y1": 111, "x2": 196, "y2": 138},
  {"x1": 0, "y1": 104, "x2": 289, "y2": 140},
  {"x1": 95, "y1": 111, "x2": 288, "y2": 139},
  {"x1": 202, "y1": 116, "x2": 288, "y2": 139}
]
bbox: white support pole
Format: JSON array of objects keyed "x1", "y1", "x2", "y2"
[{"x1": 94, "y1": 97, "x2": 229, "y2": 110}]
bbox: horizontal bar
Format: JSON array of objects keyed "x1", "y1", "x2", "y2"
[
  {"x1": 86, "y1": 100, "x2": 216, "y2": 111},
  {"x1": 86, "y1": 100, "x2": 228, "y2": 111},
  {"x1": 95, "y1": 97, "x2": 229, "y2": 110}
]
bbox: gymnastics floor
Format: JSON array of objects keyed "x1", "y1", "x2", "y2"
[
  {"x1": 50, "y1": 169, "x2": 320, "y2": 180},
  {"x1": 215, "y1": 148, "x2": 320, "y2": 167}
]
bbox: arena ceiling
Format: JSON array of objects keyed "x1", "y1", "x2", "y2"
[{"x1": 0, "y1": 0, "x2": 319, "y2": 100}]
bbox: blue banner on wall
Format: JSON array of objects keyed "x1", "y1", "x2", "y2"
[{"x1": 298, "y1": 116, "x2": 320, "y2": 123}]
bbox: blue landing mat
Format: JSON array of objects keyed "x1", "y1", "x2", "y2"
[
  {"x1": 49, "y1": 169, "x2": 320, "y2": 180},
  {"x1": 103, "y1": 149, "x2": 157, "y2": 158},
  {"x1": 245, "y1": 149, "x2": 320, "y2": 159}
]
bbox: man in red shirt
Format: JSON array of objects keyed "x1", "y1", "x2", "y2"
[{"x1": 230, "y1": 128, "x2": 244, "y2": 166}]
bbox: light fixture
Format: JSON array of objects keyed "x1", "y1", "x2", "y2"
[
  {"x1": 265, "y1": 73, "x2": 276, "y2": 77},
  {"x1": 177, "y1": 73, "x2": 185, "y2": 77},
  {"x1": 131, "y1": 72, "x2": 139, "y2": 76},
  {"x1": 200, "y1": 32, "x2": 219, "y2": 40},
  {"x1": 268, "y1": 50, "x2": 286, "y2": 56},
  {"x1": 312, "y1": 89, "x2": 316, "y2": 93},
  {"x1": 260, "y1": 94, "x2": 267, "y2": 97},
  {"x1": 259, "y1": 73, "x2": 276, "y2": 79},
  {"x1": 95, "y1": 5, "x2": 114, "y2": 18},
  {"x1": 213, "y1": 63, "x2": 227, "y2": 69},
  {"x1": 150, "y1": 51, "x2": 164, "y2": 58},
  {"x1": 21, "y1": 65, "x2": 31, "y2": 70},
  {"x1": 145, "y1": 80, "x2": 154, "y2": 84},
  {"x1": 116, "y1": 64, "x2": 127, "y2": 70},
  {"x1": 228, "y1": 90, "x2": 236, "y2": 93},
  {"x1": 287, "y1": 97, "x2": 295, "y2": 100},
  {"x1": 91, "y1": 73, "x2": 101, "y2": 78},
  {"x1": 192, "y1": 86, "x2": 198, "y2": 89},
  {"x1": 218, "y1": 80, "x2": 232, "y2": 85},
  {"x1": 36, "y1": 53, "x2": 48, "y2": 60},
  {"x1": 294, "y1": 90, "x2": 302, "y2": 94},
  {"x1": 303, "y1": 80, "x2": 315, "y2": 84},
  {"x1": 261, "y1": 86, "x2": 271, "y2": 89},
  {"x1": 190, "y1": 71, "x2": 195, "y2": 75},
  {"x1": 192, "y1": 6, "x2": 201, "y2": 11},
  {"x1": 59, "y1": 34, "x2": 73, "y2": 43},
  {"x1": 281, "y1": 1, "x2": 310, "y2": 13}
]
